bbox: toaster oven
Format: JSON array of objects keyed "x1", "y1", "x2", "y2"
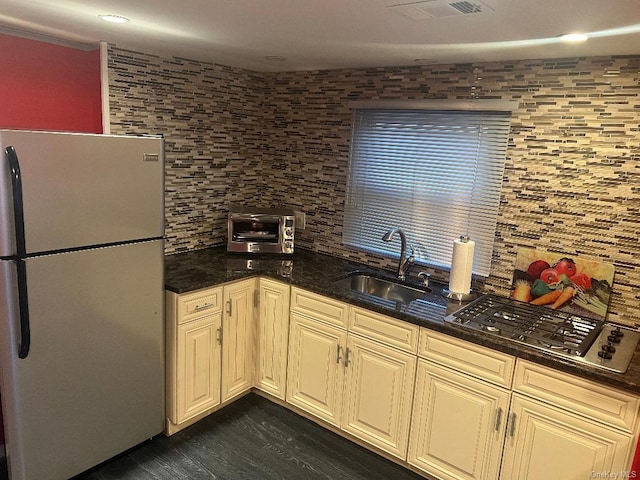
[{"x1": 227, "y1": 207, "x2": 295, "y2": 254}]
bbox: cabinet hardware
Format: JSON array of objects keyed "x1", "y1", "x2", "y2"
[
  {"x1": 227, "y1": 299, "x2": 233, "y2": 317},
  {"x1": 344, "y1": 347, "x2": 351, "y2": 367},
  {"x1": 495, "y1": 407, "x2": 503, "y2": 431},
  {"x1": 336, "y1": 345, "x2": 343, "y2": 364},
  {"x1": 217, "y1": 327, "x2": 223, "y2": 345},
  {"x1": 509, "y1": 412, "x2": 517, "y2": 438},
  {"x1": 194, "y1": 302, "x2": 213, "y2": 311}
]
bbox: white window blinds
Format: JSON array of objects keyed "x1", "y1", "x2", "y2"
[{"x1": 342, "y1": 108, "x2": 511, "y2": 277}]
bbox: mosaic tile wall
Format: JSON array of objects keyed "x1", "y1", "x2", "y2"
[
  {"x1": 107, "y1": 46, "x2": 266, "y2": 253},
  {"x1": 108, "y1": 47, "x2": 640, "y2": 325}
]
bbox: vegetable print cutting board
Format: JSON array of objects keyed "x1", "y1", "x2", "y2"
[{"x1": 511, "y1": 247, "x2": 615, "y2": 321}]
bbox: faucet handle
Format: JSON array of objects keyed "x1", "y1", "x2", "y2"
[{"x1": 418, "y1": 271, "x2": 431, "y2": 287}]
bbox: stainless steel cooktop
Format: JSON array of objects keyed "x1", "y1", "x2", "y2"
[{"x1": 444, "y1": 294, "x2": 640, "y2": 373}]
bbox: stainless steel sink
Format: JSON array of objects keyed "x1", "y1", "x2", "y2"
[{"x1": 333, "y1": 273, "x2": 430, "y2": 304}]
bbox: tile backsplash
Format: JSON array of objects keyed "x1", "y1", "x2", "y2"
[{"x1": 108, "y1": 45, "x2": 640, "y2": 326}]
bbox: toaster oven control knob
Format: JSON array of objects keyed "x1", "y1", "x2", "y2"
[{"x1": 285, "y1": 228, "x2": 293, "y2": 237}]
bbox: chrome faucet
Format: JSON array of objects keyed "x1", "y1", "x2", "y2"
[{"x1": 382, "y1": 227, "x2": 414, "y2": 281}]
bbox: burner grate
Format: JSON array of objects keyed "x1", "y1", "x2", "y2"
[{"x1": 448, "y1": 294, "x2": 602, "y2": 356}]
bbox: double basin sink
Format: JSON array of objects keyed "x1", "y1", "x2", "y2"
[{"x1": 333, "y1": 272, "x2": 431, "y2": 304}]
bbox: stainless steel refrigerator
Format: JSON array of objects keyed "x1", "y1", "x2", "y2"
[{"x1": 0, "y1": 130, "x2": 165, "y2": 480}]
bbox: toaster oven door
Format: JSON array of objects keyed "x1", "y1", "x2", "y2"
[{"x1": 228, "y1": 214, "x2": 292, "y2": 253}]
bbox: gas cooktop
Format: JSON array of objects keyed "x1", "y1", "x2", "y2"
[{"x1": 444, "y1": 294, "x2": 640, "y2": 373}]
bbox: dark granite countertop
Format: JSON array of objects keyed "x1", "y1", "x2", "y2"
[{"x1": 165, "y1": 246, "x2": 640, "y2": 396}]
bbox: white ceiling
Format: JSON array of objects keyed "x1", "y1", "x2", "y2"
[{"x1": 1, "y1": 0, "x2": 640, "y2": 72}]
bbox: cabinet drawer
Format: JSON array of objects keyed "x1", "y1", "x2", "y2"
[
  {"x1": 418, "y1": 328, "x2": 515, "y2": 388},
  {"x1": 176, "y1": 287, "x2": 223, "y2": 324},
  {"x1": 349, "y1": 307, "x2": 419, "y2": 353},
  {"x1": 290, "y1": 287, "x2": 348, "y2": 328},
  {"x1": 513, "y1": 360, "x2": 640, "y2": 433}
]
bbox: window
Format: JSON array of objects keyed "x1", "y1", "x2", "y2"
[{"x1": 342, "y1": 105, "x2": 512, "y2": 277}]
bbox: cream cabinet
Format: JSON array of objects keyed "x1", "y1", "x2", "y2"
[
  {"x1": 254, "y1": 278, "x2": 291, "y2": 399},
  {"x1": 501, "y1": 394, "x2": 632, "y2": 480},
  {"x1": 166, "y1": 278, "x2": 257, "y2": 435},
  {"x1": 500, "y1": 360, "x2": 640, "y2": 480},
  {"x1": 286, "y1": 311, "x2": 347, "y2": 426},
  {"x1": 409, "y1": 331, "x2": 640, "y2": 480},
  {"x1": 408, "y1": 329, "x2": 513, "y2": 480},
  {"x1": 221, "y1": 278, "x2": 256, "y2": 403},
  {"x1": 165, "y1": 286, "x2": 223, "y2": 434},
  {"x1": 408, "y1": 359, "x2": 509, "y2": 480},
  {"x1": 342, "y1": 334, "x2": 416, "y2": 458},
  {"x1": 166, "y1": 279, "x2": 640, "y2": 479},
  {"x1": 286, "y1": 288, "x2": 418, "y2": 459}
]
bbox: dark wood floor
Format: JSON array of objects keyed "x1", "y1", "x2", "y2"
[{"x1": 76, "y1": 393, "x2": 428, "y2": 480}]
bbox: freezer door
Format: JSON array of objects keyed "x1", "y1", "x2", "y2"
[
  {"x1": 0, "y1": 240, "x2": 164, "y2": 480},
  {"x1": 0, "y1": 130, "x2": 163, "y2": 256}
]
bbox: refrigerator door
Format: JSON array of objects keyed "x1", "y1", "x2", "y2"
[
  {"x1": 0, "y1": 240, "x2": 164, "y2": 480},
  {"x1": 0, "y1": 130, "x2": 163, "y2": 257}
]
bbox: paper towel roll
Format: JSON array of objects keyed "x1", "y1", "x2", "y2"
[{"x1": 449, "y1": 237, "x2": 475, "y2": 295}]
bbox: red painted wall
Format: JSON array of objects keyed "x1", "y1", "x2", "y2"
[{"x1": 0, "y1": 33, "x2": 102, "y2": 133}]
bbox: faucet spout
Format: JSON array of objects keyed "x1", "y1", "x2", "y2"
[{"x1": 382, "y1": 227, "x2": 413, "y2": 280}]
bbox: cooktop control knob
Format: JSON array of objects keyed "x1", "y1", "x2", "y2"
[
  {"x1": 608, "y1": 327, "x2": 624, "y2": 343},
  {"x1": 598, "y1": 342, "x2": 616, "y2": 359},
  {"x1": 598, "y1": 350, "x2": 613, "y2": 360}
]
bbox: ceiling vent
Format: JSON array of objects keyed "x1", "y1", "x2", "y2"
[{"x1": 388, "y1": 0, "x2": 495, "y2": 20}]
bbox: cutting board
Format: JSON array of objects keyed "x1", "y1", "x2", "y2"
[{"x1": 511, "y1": 247, "x2": 615, "y2": 321}]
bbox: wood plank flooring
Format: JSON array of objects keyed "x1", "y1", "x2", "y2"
[{"x1": 76, "y1": 393, "x2": 428, "y2": 480}]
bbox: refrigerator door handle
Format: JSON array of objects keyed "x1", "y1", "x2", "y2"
[
  {"x1": 5, "y1": 146, "x2": 30, "y2": 357},
  {"x1": 5, "y1": 146, "x2": 27, "y2": 258},
  {"x1": 15, "y1": 258, "x2": 31, "y2": 358}
]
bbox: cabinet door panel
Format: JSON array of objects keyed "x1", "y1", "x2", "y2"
[
  {"x1": 501, "y1": 394, "x2": 633, "y2": 480},
  {"x1": 342, "y1": 335, "x2": 416, "y2": 459},
  {"x1": 408, "y1": 360, "x2": 508, "y2": 480},
  {"x1": 255, "y1": 279, "x2": 290, "y2": 399},
  {"x1": 286, "y1": 313, "x2": 346, "y2": 427},
  {"x1": 221, "y1": 279, "x2": 256, "y2": 403},
  {"x1": 176, "y1": 315, "x2": 221, "y2": 424}
]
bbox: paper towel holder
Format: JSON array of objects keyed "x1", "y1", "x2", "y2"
[{"x1": 442, "y1": 233, "x2": 478, "y2": 303}]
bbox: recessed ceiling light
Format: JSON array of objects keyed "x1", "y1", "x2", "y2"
[
  {"x1": 264, "y1": 55, "x2": 287, "y2": 62},
  {"x1": 99, "y1": 14, "x2": 130, "y2": 24},
  {"x1": 559, "y1": 33, "x2": 588, "y2": 43}
]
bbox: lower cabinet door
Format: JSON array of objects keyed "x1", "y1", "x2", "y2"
[
  {"x1": 341, "y1": 335, "x2": 417, "y2": 460},
  {"x1": 500, "y1": 394, "x2": 633, "y2": 480},
  {"x1": 176, "y1": 314, "x2": 222, "y2": 424},
  {"x1": 221, "y1": 279, "x2": 256, "y2": 403},
  {"x1": 286, "y1": 312, "x2": 347, "y2": 427},
  {"x1": 407, "y1": 359, "x2": 509, "y2": 480},
  {"x1": 254, "y1": 278, "x2": 290, "y2": 399}
]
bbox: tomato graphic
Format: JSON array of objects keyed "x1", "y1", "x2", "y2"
[
  {"x1": 540, "y1": 268, "x2": 559, "y2": 284},
  {"x1": 570, "y1": 273, "x2": 592, "y2": 290},
  {"x1": 554, "y1": 258, "x2": 577, "y2": 277}
]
